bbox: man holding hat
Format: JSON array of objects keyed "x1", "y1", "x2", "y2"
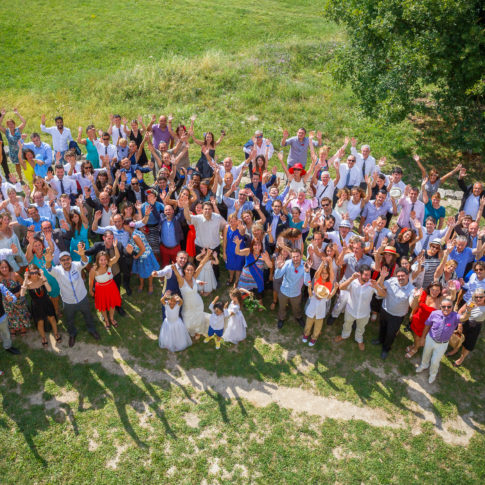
[{"x1": 45, "y1": 244, "x2": 99, "y2": 347}]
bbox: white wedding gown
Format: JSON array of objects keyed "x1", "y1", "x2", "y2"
[
  {"x1": 159, "y1": 303, "x2": 192, "y2": 352},
  {"x1": 180, "y1": 278, "x2": 210, "y2": 336}
]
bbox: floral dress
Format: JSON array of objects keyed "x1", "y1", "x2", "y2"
[
  {"x1": 130, "y1": 229, "x2": 160, "y2": 278},
  {"x1": 6, "y1": 127, "x2": 21, "y2": 164},
  {"x1": 1, "y1": 278, "x2": 31, "y2": 332}
]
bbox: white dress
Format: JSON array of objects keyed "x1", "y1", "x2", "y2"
[
  {"x1": 180, "y1": 278, "x2": 210, "y2": 336},
  {"x1": 198, "y1": 261, "x2": 217, "y2": 293},
  {"x1": 222, "y1": 303, "x2": 247, "y2": 344},
  {"x1": 159, "y1": 303, "x2": 192, "y2": 352}
]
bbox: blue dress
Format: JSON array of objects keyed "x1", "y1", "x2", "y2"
[
  {"x1": 130, "y1": 229, "x2": 160, "y2": 278},
  {"x1": 31, "y1": 253, "x2": 61, "y2": 298},
  {"x1": 6, "y1": 128, "x2": 21, "y2": 164},
  {"x1": 70, "y1": 225, "x2": 90, "y2": 261},
  {"x1": 225, "y1": 226, "x2": 245, "y2": 271}
]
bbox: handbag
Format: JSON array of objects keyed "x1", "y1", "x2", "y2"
[{"x1": 448, "y1": 330, "x2": 465, "y2": 350}]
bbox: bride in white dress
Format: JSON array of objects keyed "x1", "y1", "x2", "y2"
[{"x1": 171, "y1": 250, "x2": 212, "y2": 338}]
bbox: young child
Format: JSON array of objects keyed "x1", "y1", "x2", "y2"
[
  {"x1": 204, "y1": 295, "x2": 226, "y2": 349},
  {"x1": 222, "y1": 288, "x2": 248, "y2": 344},
  {"x1": 117, "y1": 137, "x2": 129, "y2": 160},
  {"x1": 302, "y1": 260, "x2": 338, "y2": 347},
  {"x1": 196, "y1": 248, "x2": 218, "y2": 296},
  {"x1": 159, "y1": 291, "x2": 192, "y2": 352}
]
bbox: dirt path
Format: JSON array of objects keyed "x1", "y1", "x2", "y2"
[{"x1": 26, "y1": 333, "x2": 483, "y2": 446}]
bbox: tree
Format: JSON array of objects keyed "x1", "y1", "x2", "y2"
[{"x1": 324, "y1": 0, "x2": 484, "y2": 152}]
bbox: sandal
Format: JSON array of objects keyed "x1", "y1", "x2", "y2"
[
  {"x1": 405, "y1": 348, "x2": 418, "y2": 359},
  {"x1": 41, "y1": 338, "x2": 48, "y2": 347},
  {"x1": 111, "y1": 320, "x2": 118, "y2": 328},
  {"x1": 453, "y1": 360, "x2": 463, "y2": 367},
  {"x1": 405, "y1": 345, "x2": 413, "y2": 353},
  {"x1": 226, "y1": 279, "x2": 233, "y2": 286},
  {"x1": 55, "y1": 334, "x2": 62, "y2": 342}
]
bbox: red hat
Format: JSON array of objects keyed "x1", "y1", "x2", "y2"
[{"x1": 288, "y1": 163, "x2": 307, "y2": 176}]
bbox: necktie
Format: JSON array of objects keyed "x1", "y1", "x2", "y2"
[
  {"x1": 374, "y1": 230, "x2": 381, "y2": 248},
  {"x1": 423, "y1": 233, "x2": 431, "y2": 250},
  {"x1": 119, "y1": 128, "x2": 123, "y2": 139},
  {"x1": 411, "y1": 203, "x2": 415, "y2": 213},
  {"x1": 60, "y1": 178, "x2": 65, "y2": 195},
  {"x1": 105, "y1": 146, "x2": 108, "y2": 155},
  {"x1": 345, "y1": 170, "x2": 351, "y2": 187},
  {"x1": 362, "y1": 158, "x2": 366, "y2": 178}
]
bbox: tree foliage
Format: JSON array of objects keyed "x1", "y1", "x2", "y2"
[{"x1": 324, "y1": 0, "x2": 484, "y2": 152}]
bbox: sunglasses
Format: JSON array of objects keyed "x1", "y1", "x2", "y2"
[
  {"x1": 29, "y1": 271, "x2": 40, "y2": 275},
  {"x1": 321, "y1": 204, "x2": 329, "y2": 208},
  {"x1": 131, "y1": 182, "x2": 139, "y2": 186},
  {"x1": 441, "y1": 305, "x2": 452, "y2": 309}
]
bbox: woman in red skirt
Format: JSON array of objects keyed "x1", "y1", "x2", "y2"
[{"x1": 89, "y1": 247, "x2": 121, "y2": 328}]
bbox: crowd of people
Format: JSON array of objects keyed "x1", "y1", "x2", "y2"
[{"x1": 0, "y1": 109, "x2": 484, "y2": 384}]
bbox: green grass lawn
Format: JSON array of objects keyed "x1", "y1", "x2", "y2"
[{"x1": 0, "y1": 1, "x2": 484, "y2": 483}]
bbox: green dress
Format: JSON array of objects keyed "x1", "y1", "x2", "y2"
[
  {"x1": 31, "y1": 253, "x2": 61, "y2": 298},
  {"x1": 86, "y1": 138, "x2": 100, "y2": 168}
]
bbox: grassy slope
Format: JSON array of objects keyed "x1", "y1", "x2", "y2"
[{"x1": 0, "y1": 1, "x2": 484, "y2": 483}]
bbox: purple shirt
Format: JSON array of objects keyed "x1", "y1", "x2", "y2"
[
  {"x1": 152, "y1": 124, "x2": 173, "y2": 148},
  {"x1": 425, "y1": 310, "x2": 460, "y2": 343}
]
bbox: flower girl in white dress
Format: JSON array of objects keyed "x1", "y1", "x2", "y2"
[
  {"x1": 159, "y1": 291, "x2": 192, "y2": 352},
  {"x1": 222, "y1": 288, "x2": 249, "y2": 344}
]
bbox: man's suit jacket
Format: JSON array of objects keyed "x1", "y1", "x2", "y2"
[
  {"x1": 35, "y1": 229, "x2": 72, "y2": 253},
  {"x1": 159, "y1": 208, "x2": 185, "y2": 246},
  {"x1": 458, "y1": 177, "x2": 485, "y2": 219}
]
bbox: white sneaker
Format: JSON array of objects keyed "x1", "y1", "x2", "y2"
[
  {"x1": 416, "y1": 365, "x2": 428, "y2": 373},
  {"x1": 302, "y1": 336, "x2": 309, "y2": 343},
  {"x1": 428, "y1": 375, "x2": 436, "y2": 384},
  {"x1": 308, "y1": 339, "x2": 316, "y2": 347}
]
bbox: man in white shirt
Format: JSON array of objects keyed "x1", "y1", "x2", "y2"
[
  {"x1": 108, "y1": 114, "x2": 129, "y2": 146},
  {"x1": 45, "y1": 246, "x2": 99, "y2": 347},
  {"x1": 326, "y1": 219, "x2": 353, "y2": 251},
  {"x1": 414, "y1": 217, "x2": 447, "y2": 255},
  {"x1": 312, "y1": 171, "x2": 336, "y2": 205},
  {"x1": 40, "y1": 114, "x2": 73, "y2": 161},
  {"x1": 350, "y1": 137, "x2": 377, "y2": 188},
  {"x1": 397, "y1": 185, "x2": 425, "y2": 230},
  {"x1": 95, "y1": 132, "x2": 117, "y2": 164},
  {"x1": 335, "y1": 155, "x2": 361, "y2": 191},
  {"x1": 243, "y1": 130, "x2": 274, "y2": 160},
  {"x1": 48, "y1": 164, "x2": 78, "y2": 202},
  {"x1": 183, "y1": 200, "x2": 225, "y2": 278},
  {"x1": 335, "y1": 264, "x2": 386, "y2": 350}
]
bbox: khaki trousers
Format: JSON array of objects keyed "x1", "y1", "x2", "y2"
[{"x1": 304, "y1": 316, "x2": 324, "y2": 341}]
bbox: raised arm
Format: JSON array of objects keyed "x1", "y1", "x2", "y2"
[
  {"x1": 421, "y1": 177, "x2": 429, "y2": 204},
  {"x1": 13, "y1": 108, "x2": 26, "y2": 131},
  {"x1": 412, "y1": 154, "x2": 428, "y2": 179},
  {"x1": 194, "y1": 249, "x2": 212, "y2": 278},
  {"x1": 277, "y1": 151, "x2": 291, "y2": 179},
  {"x1": 440, "y1": 163, "x2": 462, "y2": 184}
]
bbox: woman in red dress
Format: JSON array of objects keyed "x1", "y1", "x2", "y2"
[
  {"x1": 406, "y1": 281, "x2": 444, "y2": 358},
  {"x1": 89, "y1": 247, "x2": 121, "y2": 329}
]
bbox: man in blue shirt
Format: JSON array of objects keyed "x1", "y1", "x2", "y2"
[
  {"x1": 274, "y1": 249, "x2": 305, "y2": 329},
  {"x1": 159, "y1": 205, "x2": 185, "y2": 267},
  {"x1": 16, "y1": 206, "x2": 51, "y2": 232},
  {"x1": 448, "y1": 236, "x2": 477, "y2": 281},
  {"x1": 244, "y1": 171, "x2": 277, "y2": 202},
  {"x1": 281, "y1": 128, "x2": 321, "y2": 168},
  {"x1": 23, "y1": 132, "x2": 53, "y2": 178}
]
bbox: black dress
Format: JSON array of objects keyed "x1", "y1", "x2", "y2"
[
  {"x1": 28, "y1": 285, "x2": 56, "y2": 322},
  {"x1": 129, "y1": 130, "x2": 148, "y2": 165}
]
